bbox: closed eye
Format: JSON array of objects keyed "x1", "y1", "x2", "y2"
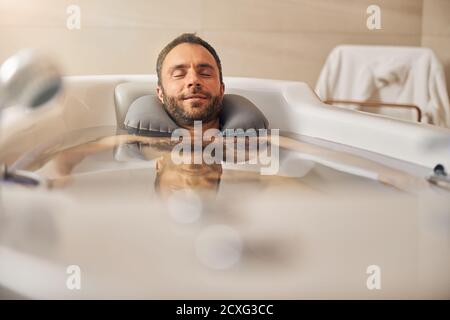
[
  {"x1": 172, "y1": 72, "x2": 185, "y2": 78},
  {"x1": 197, "y1": 65, "x2": 215, "y2": 77}
]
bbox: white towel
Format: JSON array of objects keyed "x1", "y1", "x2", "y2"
[{"x1": 315, "y1": 45, "x2": 450, "y2": 128}]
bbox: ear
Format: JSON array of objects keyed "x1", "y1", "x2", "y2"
[
  {"x1": 220, "y1": 82, "x2": 225, "y2": 97},
  {"x1": 156, "y1": 85, "x2": 164, "y2": 104}
]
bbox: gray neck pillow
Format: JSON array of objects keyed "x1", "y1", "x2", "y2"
[{"x1": 124, "y1": 94, "x2": 269, "y2": 135}]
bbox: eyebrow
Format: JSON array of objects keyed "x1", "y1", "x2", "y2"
[
  {"x1": 196, "y1": 63, "x2": 215, "y2": 70},
  {"x1": 168, "y1": 63, "x2": 215, "y2": 73}
]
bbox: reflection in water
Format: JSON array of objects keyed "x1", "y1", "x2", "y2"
[
  {"x1": 135, "y1": 140, "x2": 224, "y2": 225},
  {"x1": 21, "y1": 130, "x2": 428, "y2": 196},
  {"x1": 4, "y1": 129, "x2": 449, "y2": 295},
  {"x1": 153, "y1": 151, "x2": 222, "y2": 224},
  {"x1": 141, "y1": 146, "x2": 242, "y2": 270},
  {"x1": 154, "y1": 152, "x2": 222, "y2": 198}
]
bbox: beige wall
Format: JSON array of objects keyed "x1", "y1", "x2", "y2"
[
  {"x1": 0, "y1": 0, "x2": 447, "y2": 90},
  {"x1": 422, "y1": 0, "x2": 450, "y2": 94}
]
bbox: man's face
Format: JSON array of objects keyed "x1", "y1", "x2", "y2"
[{"x1": 157, "y1": 43, "x2": 225, "y2": 127}]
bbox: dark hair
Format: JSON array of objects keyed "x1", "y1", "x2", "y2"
[{"x1": 156, "y1": 33, "x2": 223, "y2": 86}]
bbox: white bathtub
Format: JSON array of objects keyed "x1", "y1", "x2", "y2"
[{"x1": 0, "y1": 75, "x2": 449, "y2": 299}]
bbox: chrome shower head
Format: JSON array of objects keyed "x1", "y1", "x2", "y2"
[
  {"x1": 0, "y1": 50, "x2": 62, "y2": 187},
  {"x1": 0, "y1": 49, "x2": 62, "y2": 110}
]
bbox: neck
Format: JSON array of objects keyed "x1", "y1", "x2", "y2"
[
  {"x1": 183, "y1": 119, "x2": 220, "y2": 148},
  {"x1": 185, "y1": 118, "x2": 220, "y2": 135}
]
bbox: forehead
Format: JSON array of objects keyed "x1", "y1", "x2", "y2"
[{"x1": 162, "y1": 43, "x2": 218, "y2": 71}]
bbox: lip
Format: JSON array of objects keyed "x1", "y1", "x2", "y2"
[{"x1": 183, "y1": 95, "x2": 207, "y2": 100}]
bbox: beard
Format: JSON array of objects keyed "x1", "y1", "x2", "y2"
[{"x1": 161, "y1": 87, "x2": 223, "y2": 127}]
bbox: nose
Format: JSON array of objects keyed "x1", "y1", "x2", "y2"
[{"x1": 185, "y1": 69, "x2": 201, "y2": 89}]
